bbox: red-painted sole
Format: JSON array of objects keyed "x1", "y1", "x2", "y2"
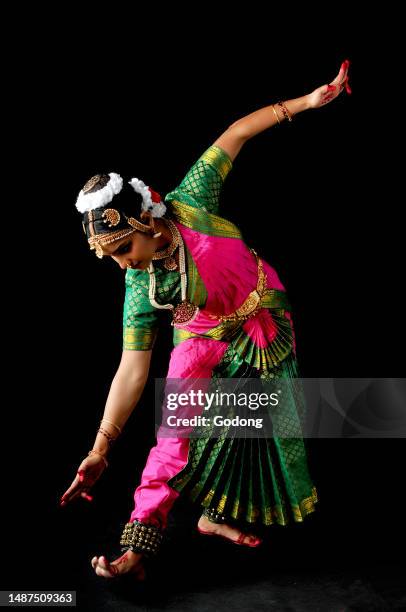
[
  {"x1": 197, "y1": 527, "x2": 262, "y2": 548},
  {"x1": 97, "y1": 556, "x2": 146, "y2": 580}
]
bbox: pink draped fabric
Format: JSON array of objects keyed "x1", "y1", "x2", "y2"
[
  {"x1": 130, "y1": 227, "x2": 295, "y2": 527},
  {"x1": 173, "y1": 223, "x2": 295, "y2": 354},
  {"x1": 130, "y1": 338, "x2": 229, "y2": 528},
  {"x1": 171, "y1": 223, "x2": 287, "y2": 337}
]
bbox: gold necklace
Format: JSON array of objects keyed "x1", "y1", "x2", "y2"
[
  {"x1": 152, "y1": 219, "x2": 180, "y2": 270},
  {"x1": 147, "y1": 222, "x2": 200, "y2": 326}
]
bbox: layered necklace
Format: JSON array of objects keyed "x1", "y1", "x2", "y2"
[
  {"x1": 151, "y1": 219, "x2": 180, "y2": 271},
  {"x1": 148, "y1": 218, "x2": 200, "y2": 327}
]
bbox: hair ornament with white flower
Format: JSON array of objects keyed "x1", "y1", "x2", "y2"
[
  {"x1": 129, "y1": 178, "x2": 167, "y2": 218},
  {"x1": 75, "y1": 173, "x2": 124, "y2": 213},
  {"x1": 75, "y1": 172, "x2": 167, "y2": 259}
]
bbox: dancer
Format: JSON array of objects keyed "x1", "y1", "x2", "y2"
[{"x1": 60, "y1": 60, "x2": 351, "y2": 579}]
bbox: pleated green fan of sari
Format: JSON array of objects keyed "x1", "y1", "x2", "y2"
[{"x1": 168, "y1": 349, "x2": 318, "y2": 526}]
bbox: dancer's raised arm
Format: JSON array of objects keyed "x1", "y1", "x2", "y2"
[{"x1": 213, "y1": 59, "x2": 351, "y2": 161}]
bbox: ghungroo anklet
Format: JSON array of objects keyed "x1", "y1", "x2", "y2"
[
  {"x1": 120, "y1": 520, "x2": 163, "y2": 557},
  {"x1": 202, "y1": 507, "x2": 228, "y2": 524}
]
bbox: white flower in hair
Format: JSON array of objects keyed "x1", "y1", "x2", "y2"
[
  {"x1": 129, "y1": 177, "x2": 167, "y2": 218},
  {"x1": 75, "y1": 173, "x2": 123, "y2": 213}
]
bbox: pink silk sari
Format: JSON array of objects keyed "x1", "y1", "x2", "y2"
[{"x1": 130, "y1": 222, "x2": 296, "y2": 528}]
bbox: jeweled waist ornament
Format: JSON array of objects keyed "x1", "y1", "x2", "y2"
[{"x1": 205, "y1": 249, "x2": 268, "y2": 323}]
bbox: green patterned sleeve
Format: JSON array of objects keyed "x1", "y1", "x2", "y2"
[
  {"x1": 123, "y1": 269, "x2": 159, "y2": 351},
  {"x1": 164, "y1": 144, "x2": 233, "y2": 214}
]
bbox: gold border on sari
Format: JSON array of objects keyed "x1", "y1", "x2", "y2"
[
  {"x1": 123, "y1": 327, "x2": 158, "y2": 351},
  {"x1": 198, "y1": 145, "x2": 233, "y2": 181},
  {"x1": 169, "y1": 200, "x2": 243, "y2": 238},
  {"x1": 201, "y1": 486, "x2": 319, "y2": 526}
]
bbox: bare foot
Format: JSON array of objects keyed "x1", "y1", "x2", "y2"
[
  {"x1": 90, "y1": 550, "x2": 146, "y2": 580},
  {"x1": 197, "y1": 515, "x2": 262, "y2": 546}
]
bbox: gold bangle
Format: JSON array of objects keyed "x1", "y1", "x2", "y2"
[
  {"x1": 97, "y1": 427, "x2": 117, "y2": 447},
  {"x1": 100, "y1": 418, "x2": 122, "y2": 435},
  {"x1": 98, "y1": 425, "x2": 117, "y2": 440},
  {"x1": 88, "y1": 449, "x2": 109, "y2": 468},
  {"x1": 277, "y1": 101, "x2": 293, "y2": 122},
  {"x1": 271, "y1": 104, "x2": 281, "y2": 125}
]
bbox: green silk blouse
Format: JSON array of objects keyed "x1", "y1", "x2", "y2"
[{"x1": 122, "y1": 144, "x2": 233, "y2": 351}]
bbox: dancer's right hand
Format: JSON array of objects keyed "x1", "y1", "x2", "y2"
[{"x1": 59, "y1": 453, "x2": 107, "y2": 507}]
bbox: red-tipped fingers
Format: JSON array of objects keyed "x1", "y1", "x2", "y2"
[
  {"x1": 60, "y1": 474, "x2": 82, "y2": 505},
  {"x1": 343, "y1": 60, "x2": 351, "y2": 94},
  {"x1": 78, "y1": 471, "x2": 85, "y2": 482},
  {"x1": 331, "y1": 60, "x2": 349, "y2": 89},
  {"x1": 81, "y1": 492, "x2": 93, "y2": 502},
  {"x1": 61, "y1": 487, "x2": 84, "y2": 506}
]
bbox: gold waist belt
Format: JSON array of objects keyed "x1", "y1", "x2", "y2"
[{"x1": 207, "y1": 248, "x2": 273, "y2": 323}]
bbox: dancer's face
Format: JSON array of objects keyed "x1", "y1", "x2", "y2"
[
  {"x1": 101, "y1": 218, "x2": 169, "y2": 270},
  {"x1": 102, "y1": 231, "x2": 157, "y2": 270}
]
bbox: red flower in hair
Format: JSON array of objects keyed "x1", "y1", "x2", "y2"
[{"x1": 148, "y1": 188, "x2": 162, "y2": 204}]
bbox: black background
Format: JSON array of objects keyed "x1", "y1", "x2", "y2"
[{"x1": 4, "y1": 13, "x2": 405, "y2": 608}]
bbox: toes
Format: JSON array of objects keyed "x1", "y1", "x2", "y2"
[
  {"x1": 247, "y1": 534, "x2": 262, "y2": 545},
  {"x1": 99, "y1": 556, "x2": 115, "y2": 573},
  {"x1": 95, "y1": 565, "x2": 114, "y2": 578},
  {"x1": 95, "y1": 556, "x2": 116, "y2": 578},
  {"x1": 238, "y1": 532, "x2": 261, "y2": 545}
]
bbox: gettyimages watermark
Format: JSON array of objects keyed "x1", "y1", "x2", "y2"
[{"x1": 153, "y1": 377, "x2": 406, "y2": 438}]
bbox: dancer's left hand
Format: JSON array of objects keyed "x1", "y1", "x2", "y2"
[{"x1": 306, "y1": 59, "x2": 352, "y2": 109}]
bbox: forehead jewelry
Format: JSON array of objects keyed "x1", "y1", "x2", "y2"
[{"x1": 88, "y1": 228, "x2": 138, "y2": 258}]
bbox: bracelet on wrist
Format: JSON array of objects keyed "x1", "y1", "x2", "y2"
[
  {"x1": 98, "y1": 426, "x2": 117, "y2": 447},
  {"x1": 88, "y1": 449, "x2": 109, "y2": 468},
  {"x1": 100, "y1": 418, "x2": 122, "y2": 435}
]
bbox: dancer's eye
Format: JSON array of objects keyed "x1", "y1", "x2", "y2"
[{"x1": 117, "y1": 243, "x2": 131, "y2": 255}]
